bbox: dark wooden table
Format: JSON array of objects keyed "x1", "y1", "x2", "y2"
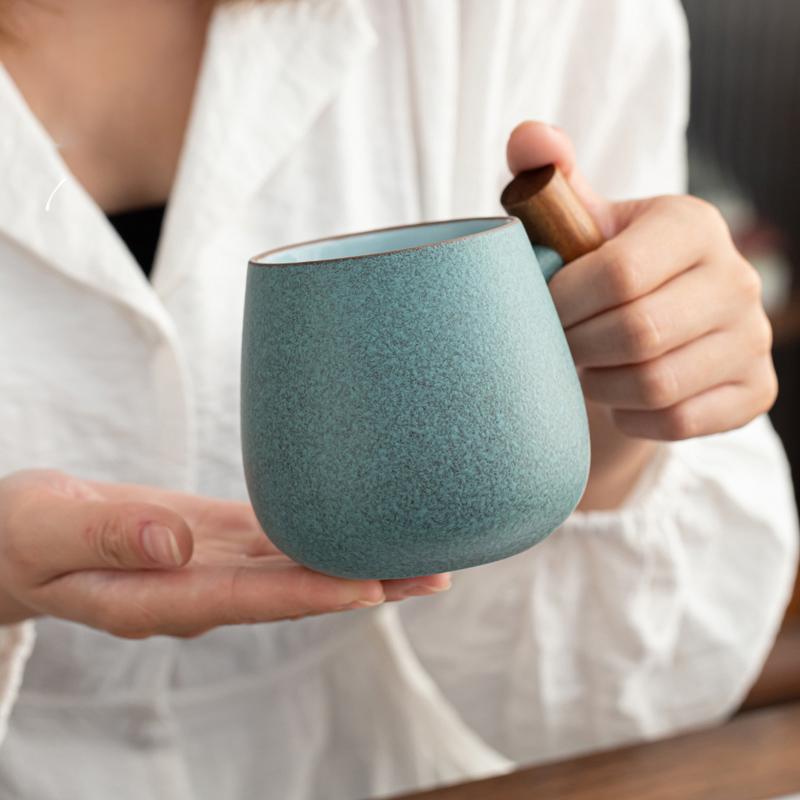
[{"x1": 390, "y1": 702, "x2": 800, "y2": 800}]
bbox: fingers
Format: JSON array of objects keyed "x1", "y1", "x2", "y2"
[
  {"x1": 91, "y1": 483, "x2": 453, "y2": 597},
  {"x1": 87, "y1": 479, "x2": 281, "y2": 555},
  {"x1": 612, "y1": 359, "x2": 778, "y2": 440},
  {"x1": 549, "y1": 196, "x2": 730, "y2": 329},
  {"x1": 40, "y1": 558, "x2": 388, "y2": 637},
  {"x1": 1, "y1": 470, "x2": 455, "y2": 637},
  {"x1": 88, "y1": 482, "x2": 452, "y2": 596},
  {"x1": 506, "y1": 120, "x2": 614, "y2": 235},
  {"x1": 566, "y1": 262, "x2": 743, "y2": 368},
  {"x1": 580, "y1": 307, "x2": 772, "y2": 410},
  {"x1": 507, "y1": 120, "x2": 577, "y2": 176},
  {"x1": 8, "y1": 486, "x2": 194, "y2": 582},
  {"x1": 34, "y1": 555, "x2": 453, "y2": 638},
  {"x1": 508, "y1": 122, "x2": 774, "y2": 447}
]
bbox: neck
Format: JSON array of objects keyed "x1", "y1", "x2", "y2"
[{"x1": 2, "y1": 0, "x2": 214, "y2": 211}]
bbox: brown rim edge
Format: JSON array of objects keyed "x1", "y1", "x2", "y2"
[{"x1": 248, "y1": 216, "x2": 519, "y2": 268}]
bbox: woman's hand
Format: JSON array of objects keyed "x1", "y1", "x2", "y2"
[
  {"x1": 0, "y1": 470, "x2": 450, "y2": 637},
  {"x1": 507, "y1": 121, "x2": 777, "y2": 508}
]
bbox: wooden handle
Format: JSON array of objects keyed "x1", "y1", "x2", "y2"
[{"x1": 500, "y1": 164, "x2": 605, "y2": 263}]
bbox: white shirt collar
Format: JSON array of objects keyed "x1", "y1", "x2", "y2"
[{"x1": 0, "y1": 0, "x2": 377, "y2": 323}]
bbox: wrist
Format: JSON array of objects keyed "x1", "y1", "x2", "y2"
[{"x1": 577, "y1": 401, "x2": 659, "y2": 511}]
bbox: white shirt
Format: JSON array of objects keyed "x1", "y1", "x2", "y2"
[{"x1": 0, "y1": 1, "x2": 797, "y2": 798}]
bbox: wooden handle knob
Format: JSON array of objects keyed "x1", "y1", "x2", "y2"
[{"x1": 501, "y1": 164, "x2": 605, "y2": 263}]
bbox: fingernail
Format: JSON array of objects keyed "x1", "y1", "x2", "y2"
[{"x1": 142, "y1": 524, "x2": 183, "y2": 566}]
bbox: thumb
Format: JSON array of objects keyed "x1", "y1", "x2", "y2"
[
  {"x1": 506, "y1": 120, "x2": 614, "y2": 237},
  {"x1": 16, "y1": 488, "x2": 194, "y2": 578}
]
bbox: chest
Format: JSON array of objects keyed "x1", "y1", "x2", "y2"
[{"x1": 0, "y1": 3, "x2": 209, "y2": 212}]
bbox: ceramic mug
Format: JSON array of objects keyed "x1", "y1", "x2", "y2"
[{"x1": 241, "y1": 217, "x2": 590, "y2": 579}]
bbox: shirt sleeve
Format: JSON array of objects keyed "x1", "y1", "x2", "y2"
[
  {"x1": 400, "y1": 417, "x2": 798, "y2": 764},
  {"x1": 398, "y1": 0, "x2": 799, "y2": 766},
  {"x1": 502, "y1": 0, "x2": 691, "y2": 198},
  {"x1": 0, "y1": 622, "x2": 35, "y2": 744}
]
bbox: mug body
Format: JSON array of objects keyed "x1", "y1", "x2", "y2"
[{"x1": 242, "y1": 218, "x2": 589, "y2": 578}]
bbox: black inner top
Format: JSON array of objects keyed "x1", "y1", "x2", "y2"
[{"x1": 107, "y1": 204, "x2": 167, "y2": 279}]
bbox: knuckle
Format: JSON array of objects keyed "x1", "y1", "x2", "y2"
[
  {"x1": 86, "y1": 514, "x2": 131, "y2": 567},
  {"x1": 753, "y1": 312, "x2": 774, "y2": 353},
  {"x1": 602, "y1": 244, "x2": 642, "y2": 302},
  {"x1": 685, "y1": 195, "x2": 727, "y2": 230},
  {"x1": 759, "y1": 365, "x2": 779, "y2": 413},
  {"x1": 739, "y1": 264, "x2": 763, "y2": 302},
  {"x1": 619, "y1": 307, "x2": 662, "y2": 360},
  {"x1": 636, "y1": 362, "x2": 679, "y2": 408}
]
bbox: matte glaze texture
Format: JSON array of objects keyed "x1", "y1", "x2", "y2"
[{"x1": 241, "y1": 218, "x2": 589, "y2": 579}]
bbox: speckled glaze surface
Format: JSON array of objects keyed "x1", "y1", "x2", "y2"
[{"x1": 241, "y1": 218, "x2": 589, "y2": 579}]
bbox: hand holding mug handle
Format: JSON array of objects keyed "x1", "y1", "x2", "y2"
[
  {"x1": 502, "y1": 161, "x2": 646, "y2": 513},
  {"x1": 502, "y1": 121, "x2": 776, "y2": 517}
]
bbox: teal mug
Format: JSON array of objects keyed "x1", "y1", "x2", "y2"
[{"x1": 242, "y1": 191, "x2": 593, "y2": 579}]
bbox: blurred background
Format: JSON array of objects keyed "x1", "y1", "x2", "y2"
[{"x1": 680, "y1": 0, "x2": 800, "y2": 709}]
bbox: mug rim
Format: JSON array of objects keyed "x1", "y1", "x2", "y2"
[{"x1": 249, "y1": 216, "x2": 519, "y2": 268}]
